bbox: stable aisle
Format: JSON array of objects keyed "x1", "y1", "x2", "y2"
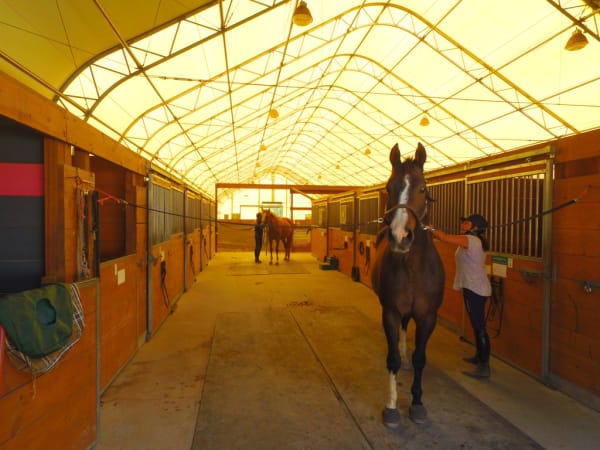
[{"x1": 95, "y1": 252, "x2": 600, "y2": 450}]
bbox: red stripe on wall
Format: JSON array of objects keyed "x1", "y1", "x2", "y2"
[{"x1": 0, "y1": 163, "x2": 44, "y2": 196}]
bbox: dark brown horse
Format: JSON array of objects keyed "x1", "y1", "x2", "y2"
[
  {"x1": 262, "y1": 210, "x2": 293, "y2": 265},
  {"x1": 371, "y1": 142, "x2": 445, "y2": 428}
]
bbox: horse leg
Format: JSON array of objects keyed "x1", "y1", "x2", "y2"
[
  {"x1": 269, "y1": 240, "x2": 274, "y2": 265},
  {"x1": 408, "y1": 314, "x2": 437, "y2": 424},
  {"x1": 275, "y1": 239, "x2": 280, "y2": 265},
  {"x1": 400, "y1": 316, "x2": 411, "y2": 370},
  {"x1": 382, "y1": 308, "x2": 402, "y2": 428}
]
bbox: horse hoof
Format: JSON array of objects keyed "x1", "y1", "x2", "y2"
[
  {"x1": 409, "y1": 404, "x2": 428, "y2": 424},
  {"x1": 382, "y1": 408, "x2": 401, "y2": 428}
]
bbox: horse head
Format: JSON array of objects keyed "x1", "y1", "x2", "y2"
[
  {"x1": 262, "y1": 209, "x2": 273, "y2": 223},
  {"x1": 383, "y1": 142, "x2": 433, "y2": 253}
]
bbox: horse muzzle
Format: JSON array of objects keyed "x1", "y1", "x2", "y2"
[{"x1": 387, "y1": 226, "x2": 414, "y2": 253}]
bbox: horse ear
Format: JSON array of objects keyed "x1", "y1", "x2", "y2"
[
  {"x1": 389, "y1": 143, "x2": 401, "y2": 169},
  {"x1": 415, "y1": 142, "x2": 427, "y2": 168}
]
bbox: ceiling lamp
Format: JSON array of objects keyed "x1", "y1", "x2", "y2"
[
  {"x1": 335, "y1": 164, "x2": 340, "y2": 170},
  {"x1": 419, "y1": 115, "x2": 430, "y2": 126},
  {"x1": 565, "y1": 28, "x2": 588, "y2": 51},
  {"x1": 293, "y1": 1, "x2": 313, "y2": 27},
  {"x1": 260, "y1": 144, "x2": 266, "y2": 151},
  {"x1": 364, "y1": 148, "x2": 371, "y2": 156},
  {"x1": 269, "y1": 108, "x2": 279, "y2": 119}
]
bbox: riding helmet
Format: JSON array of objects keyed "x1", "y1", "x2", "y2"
[{"x1": 460, "y1": 214, "x2": 488, "y2": 232}]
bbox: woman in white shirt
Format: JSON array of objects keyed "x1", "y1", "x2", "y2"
[{"x1": 429, "y1": 214, "x2": 492, "y2": 379}]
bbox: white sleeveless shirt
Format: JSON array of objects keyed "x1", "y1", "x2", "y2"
[{"x1": 453, "y1": 234, "x2": 491, "y2": 297}]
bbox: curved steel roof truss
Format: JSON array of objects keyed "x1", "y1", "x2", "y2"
[{"x1": 2, "y1": 1, "x2": 599, "y2": 195}]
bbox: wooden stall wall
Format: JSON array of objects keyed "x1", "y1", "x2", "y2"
[
  {"x1": 44, "y1": 140, "x2": 76, "y2": 283},
  {"x1": 99, "y1": 255, "x2": 140, "y2": 390},
  {"x1": 92, "y1": 156, "x2": 146, "y2": 391},
  {"x1": 209, "y1": 199, "x2": 216, "y2": 259},
  {"x1": 311, "y1": 229, "x2": 327, "y2": 263},
  {"x1": 187, "y1": 230, "x2": 202, "y2": 285},
  {"x1": 147, "y1": 178, "x2": 187, "y2": 335},
  {"x1": 310, "y1": 201, "x2": 328, "y2": 262},
  {"x1": 491, "y1": 258, "x2": 544, "y2": 376},
  {"x1": 185, "y1": 191, "x2": 202, "y2": 288},
  {"x1": 0, "y1": 72, "x2": 211, "y2": 448},
  {"x1": 327, "y1": 229, "x2": 355, "y2": 276},
  {"x1": 355, "y1": 190, "x2": 382, "y2": 288},
  {"x1": 0, "y1": 281, "x2": 99, "y2": 450},
  {"x1": 199, "y1": 225, "x2": 209, "y2": 270},
  {"x1": 354, "y1": 236, "x2": 375, "y2": 287},
  {"x1": 201, "y1": 224, "x2": 212, "y2": 269},
  {"x1": 291, "y1": 218, "x2": 312, "y2": 252},
  {"x1": 550, "y1": 131, "x2": 600, "y2": 401},
  {"x1": 201, "y1": 197, "x2": 215, "y2": 267},
  {"x1": 135, "y1": 184, "x2": 148, "y2": 345},
  {"x1": 149, "y1": 234, "x2": 185, "y2": 333},
  {"x1": 150, "y1": 234, "x2": 184, "y2": 334},
  {"x1": 326, "y1": 194, "x2": 357, "y2": 278}
]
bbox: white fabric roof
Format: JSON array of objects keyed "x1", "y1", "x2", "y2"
[{"x1": 1, "y1": 1, "x2": 599, "y2": 194}]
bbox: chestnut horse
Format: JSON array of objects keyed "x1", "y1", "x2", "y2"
[
  {"x1": 262, "y1": 210, "x2": 293, "y2": 265},
  {"x1": 371, "y1": 142, "x2": 445, "y2": 427}
]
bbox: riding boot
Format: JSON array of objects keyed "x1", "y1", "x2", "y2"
[
  {"x1": 463, "y1": 353, "x2": 479, "y2": 365},
  {"x1": 463, "y1": 332, "x2": 490, "y2": 379},
  {"x1": 463, "y1": 335, "x2": 480, "y2": 365}
]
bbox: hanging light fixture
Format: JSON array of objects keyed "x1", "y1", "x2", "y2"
[
  {"x1": 293, "y1": 1, "x2": 313, "y2": 26},
  {"x1": 565, "y1": 28, "x2": 588, "y2": 51},
  {"x1": 269, "y1": 108, "x2": 279, "y2": 119},
  {"x1": 260, "y1": 144, "x2": 266, "y2": 151},
  {"x1": 419, "y1": 115, "x2": 430, "y2": 126},
  {"x1": 364, "y1": 148, "x2": 371, "y2": 156}
]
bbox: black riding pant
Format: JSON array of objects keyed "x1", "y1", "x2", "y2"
[
  {"x1": 463, "y1": 288, "x2": 491, "y2": 364},
  {"x1": 254, "y1": 236, "x2": 262, "y2": 261},
  {"x1": 463, "y1": 288, "x2": 488, "y2": 333}
]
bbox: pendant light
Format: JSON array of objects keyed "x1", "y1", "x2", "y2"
[
  {"x1": 293, "y1": 1, "x2": 313, "y2": 27},
  {"x1": 565, "y1": 28, "x2": 588, "y2": 51}
]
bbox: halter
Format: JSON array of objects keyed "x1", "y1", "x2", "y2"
[{"x1": 383, "y1": 200, "x2": 430, "y2": 230}]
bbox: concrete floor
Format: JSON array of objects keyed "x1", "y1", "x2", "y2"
[{"x1": 94, "y1": 252, "x2": 600, "y2": 450}]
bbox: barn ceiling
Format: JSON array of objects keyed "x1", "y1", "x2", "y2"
[{"x1": 1, "y1": 0, "x2": 599, "y2": 195}]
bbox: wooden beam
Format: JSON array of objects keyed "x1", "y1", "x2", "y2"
[
  {"x1": 215, "y1": 183, "x2": 362, "y2": 195},
  {"x1": 0, "y1": 71, "x2": 147, "y2": 176}
]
